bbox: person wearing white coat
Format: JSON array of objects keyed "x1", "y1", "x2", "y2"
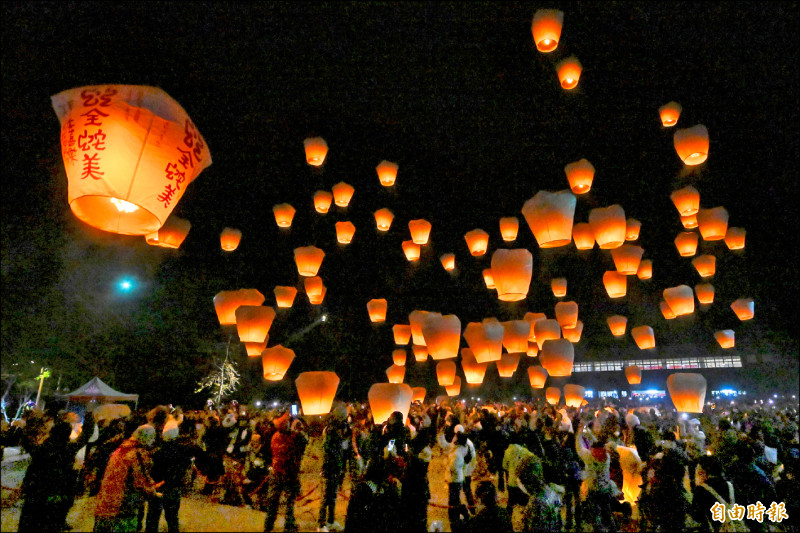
[{"x1": 438, "y1": 424, "x2": 473, "y2": 531}]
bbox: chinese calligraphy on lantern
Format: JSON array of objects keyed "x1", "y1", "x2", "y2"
[
  {"x1": 160, "y1": 119, "x2": 205, "y2": 208},
  {"x1": 76, "y1": 87, "x2": 115, "y2": 180}
]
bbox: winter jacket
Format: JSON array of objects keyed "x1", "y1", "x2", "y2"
[{"x1": 94, "y1": 439, "x2": 159, "y2": 518}]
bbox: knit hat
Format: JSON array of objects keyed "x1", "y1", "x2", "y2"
[
  {"x1": 222, "y1": 413, "x2": 238, "y2": 428},
  {"x1": 454, "y1": 424, "x2": 465, "y2": 434}
]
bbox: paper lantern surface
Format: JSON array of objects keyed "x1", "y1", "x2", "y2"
[
  {"x1": 695, "y1": 283, "x2": 715, "y2": 305},
  {"x1": 572, "y1": 223, "x2": 595, "y2": 250},
  {"x1": 631, "y1": 326, "x2": 656, "y2": 350},
  {"x1": 392, "y1": 349, "x2": 407, "y2": 366},
  {"x1": 611, "y1": 244, "x2": 644, "y2": 275},
  {"x1": 625, "y1": 366, "x2": 642, "y2": 385},
  {"x1": 692, "y1": 255, "x2": 716, "y2": 278},
  {"x1": 273, "y1": 203, "x2": 296, "y2": 228},
  {"x1": 460, "y1": 349, "x2": 488, "y2": 384},
  {"x1": 625, "y1": 218, "x2": 641, "y2": 241},
  {"x1": 674, "y1": 232, "x2": 699, "y2": 257},
  {"x1": 393, "y1": 324, "x2": 412, "y2": 345},
  {"x1": 564, "y1": 158, "x2": 595, "y2": 194},
  {"x1": 412, "y1": 344, "x2": 428, "y2": 362},
  {"x1": 220, "y1": 227, "x2": 242, "y2": 251},
  {"x1": 402, "y1": 240, "x2": 421, "y2": 261},
  {"x1": 491, "y1": 248, "x2": 533, "y2": 302},
  {"x1": 724, "y1": 227, "x2": 746, "y2": 250},
  {"x1": 534, "y1": 319, "x2": 561, "y2": 349},
  {"x1": 463, "y1": 321, "x2": 504, "y2": 363},
  {"x1": 464, "y1": 229, "x2": 490, "y2": 256},
  {"x1": 659, "y1": 101, "x2": 682, "y2": 127},
  {"x1": 607, "y1": 315, "x2": 628, "y2": 336},
  {"x1": 422, "y1": 314, "x2": 461, "y2": 360},
  {"x1": 440, "y1": 253, "x2": 456, "y2": 271},
  {"x1": 367, "y1": 298, "x2": 388, "y2": 323},
  {"x1": 482, "y1": 269, "x2": 495, "y2": 289},
  {"x1": 497, "y1": 352, "x2": 521, "y2": 378},
  {"x1": 145, "y1": 215, "x2": 190, "y2": 249},
  {"x1": 408, "y1": 219, "x2": 432, "y2": 245},
  {"x1": 303, "y1": 137, "x2": 328, "y2": 166},
  {"x1": 213, "y1": 289, "x2": 265, "y2": 326},
  {"x1": 531, "y1": 9, "x2": 564, "y2": 52},
  {"x1": 603, "y1": 271, "x2": 627, "y2": 298},
  {"x1": 731, "y1": 298, "x2": 754, "y2": 321},
  {"x1": 528, "y1": 366, "x2": 548, "y2": 388},
  {"x1": 376, "y1": 160, "x2": 398, "y2": 186},
  {"x1": 714, "y1": 330, "x2": 735, "y2": 349},
  {"x1": 546, "y1": 387, "x2": 561, "y2": 405},
  {"x1": 445, "y1": 376, "x2": 462, "y2": 397},
  {"x1": 436, "y1": 360, "x2": 457, "y2": 386},
  {"x1": 235, "y1": 306, "x2": 276, "y2": 343},
  {"x1": 294, "y1": 246, "x2": 325, "y2": 276},
  {"x1": 331, "y1": 182, "x2": 354, "y2": 207},
  {"x1": 562, "y1": 321, "x2": 583, "y2": 343},
  {"x1": 386, "y1": 364, "x2": 405, "y2": 384},
  {"x1": 663, "y1": 285, "x2": 695, "y2": 316},
  {"x1": 637, "y1": 260, "x2": 653, "y2": 280},
  {"x1": 589, "y1": 204, "x2": 626, "y2": 249},
  {"x1": 274, "y1": 286, "x2": 298, "y2": 308},
  {"x1": 261, "y1": 345, "x2": 295, "y2": 381},
  {"x1": 670, "y1": 186, "x2": 700, "y2": 216},
  {"x1": 307, "y1": 284, "x2": 326, "y2": 305},
  {"x1": 539, "y1": 338, "x2": 574, "y2": 377},
  {"x1": 555, "y1": 301, "x2": 579, "y2": 329},
  {"x1": 408, "y1": 310, "x2": 429, "y2": 346},
  {"x1": 335, "y1": 221, "x2": 356, "y2": 244},
  {"x1": 244, "y1": 340, "x2": 268, "y2": 357},
  {"x1": 295, "y1": 371, "x2": 339, "y2": 416},
  {"x1": 564, "y1": 384, "x2": 586, "y2": 408},
  {"x1": 374, "y1": 208, "x2": 394, "y2": 231},
  {"x1": 674, "y1": 124, "x2": 709, "y2": 165},
  {"x1": 501, "y1": 321, "x2": 530, "y2": 354},
  {"x1": 660, "y1": 301, "x2": 676, "y2": 320},
  {"x1": 499, "y1": 217, "x2": 519, "y2": 241},
  {"x1": 411, "y1": 387, "x2": 426, "y2": 404},
  {"x1": 556, "y1": 56, "x2": 582, "y2": 89},
  {"x1": 681, "y1": 214, "x2": 699, "y2": 229},
  {"x1": 697, "y1": 207, "x2": 729, "y2": 241},
  {"x1": 368, "y1": 383, "x2": 413, "y2": 424},
  {"x1": 667, "y1": 373, "x2": 707, "y2": 413},
  {"x1": 304, "y1": 276, "x2": 324, "y2": 299},
  {"x1": 314, "y1": 190, "x2": 333, "y2": 213},
  {"x1": 551, "y1": 277, "x2": 567, "y2": 297},
  {"x1": 522, "y1": 190, "x2": 576, "y2": 248}
]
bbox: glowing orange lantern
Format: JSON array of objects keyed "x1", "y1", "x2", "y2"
[
  {"x1": 527, "y1": 342, "x2": 540, "y2": 357},
  {"x1": 393, "y1": 349, "x2": 407, "y2": 366},
  {"x1": 625, "y1": 365, "x2": 642, "y2": 385},
  {"x1": 546, "y1": 387, "x2": 561, "y2": 405},
  {"x1": 261, "y1": 345, "x2": 295, "y2": 381},
  {"x1": 663, "y1": 285, "x2": 695, "y2": 316},
  {"x1": 304, "y1": 276, "x2": 324, "y2": 300},
  {"x1": 522, "y1": 190, "x2": 576, "y2": 248},
  {"x1": 463, "y1": 321, "x2": 504, "y2": 363},
  {"x1": 368, "y1": 383, "x2": 413, "y2": 424},
  {"x1": 551, "y1": 277, "x2": 567, "y2": 297},
  {"x1": 667, "y1": 373, "x2": 707, "y2": 413},
  {"x1": 534, "y1": 319, "x2": 561, "y2": 349},
  {"x1": 335, "y1": 221, "x2": 356, "y2": 244},
  {"x1": 145, "y1": 215, "x2": 191, "y2": 248},
  {"x1": 675, "y1": 232, "x2": 699, "y2": 257},
  {"x1": 501, "y1": 321, "x2": 530, "y2": 354},
  {"x1": 674, "y1": 124, "x2": 709, "y2": 166},
  {"x1": 303, "y1": 137, "x2": 328, "y2": 166},
  {"x1": 564, "y1": 384, "x2": 586, "y2": 408},
  {"x1": 631, "y1": 326, "x2": 655, "y2": 350},
  {"x1": 331, "y1": 182, "x2": 354, "y2": 207},
  {"x1": 464, "y1": 229, "x2": 489, "y2": 256},
  {"x1": 294, "y1": 246, "x2": 325, "y2": 276},
  {"x1": 408, "y1": 219, "x2": 432, "y2": 245},
  {"x1": 367, "y1": 298, "x2": 388, "y2": 323},
  {"x1": 540, "y1": 338, "x2": 574, "y2": 377},
  {"x1": 482, "y1": 268, "x2": 495, "y2": 289},
  {"x1": 235, "y1": 306, "x2": 276, "y2": 343},
  {"x1": 386, "y1": 364, "x2": 405, "y2": 384},
  {"x1": 724, "y1": 227, "x2": 746, "y2": 250},
  {"x1": 274, "y1": 286, "x2": 298, "y2": 308},
  {"x1": 460, "y1": 349, "x2": 488, "y2": 384},
  {"x1": 670, "y1": 185, "x2": 700, "y2": 216},
  {"x1": 314, "y1": 190, "x2": 333, "y2": 214},
  {"x1": 411, "y1": 387, "x2": 426, "y2": 403},
  {"x1": 697, "y1": 207, "x2": 729, "y2": 241},
  {"x1": 659, "y1": 101, "x2": 682, "y2": 127},
  {"x1": 497, "y1": 352, "x2": 521, "y2": 378},
  {"x1": 603, "y1": 271, "x2": 627, "y2": 298},
  {"x1": 564, "y1": 158, "x2": 595, "y2": 194},
  {"x1": 440, "y1": 253, "x2": 456, "y2": 271},
  {"x1": 374, "y1": 208, "x2": 394, "y2": 231},
  {"x1": 244, "y1": 340, "x2": 268, "y2": 357},
  {"x1": 695, "y1": 283, "x2": 714, "y2": 305},
  {"x1": 556, "y1": 56, "x2": 582, "y2": 90},
  {"x1": 572, "y1": 223, "x2": 595, "y2": 250},
  {"x1": 499, "y1": 217, "x2": 519, "y2": 241},
  {"x1": 692, "y1": 255, "x2": 716, "y2": 278},
  {"x1": 625, "y1": 219, "x2": 641, "y2": 241},
  {"x1": 446, "y1": 376, "x2": 462, "y2": 397},
  {"x1": 295, "y1": 371, "x2": 339, "y2": 416},
  {"x1": 528, "y1": 366, "x2": 548, "y2": 388},
  {"x1": 436, "y1": 360, "x2": 457, "y2": 386},
  {"x1": 681, "y1": 214, "x2": 699, "y2": 229},
  {"x1": 491, "y1": 249, "x2": 533, "y2": 301},
  {"x1": 531, "y1": 9, "x2": 564, "y2": 52},
  {"x1": 273, "y1": 203, "x2": 296, "y2": 228},
  {"x1": 402, "y1": 240, "x2": 421, "y2": 261},
  {"x1": 524, "y1": 312, "x2": 547, "y2": 341},
  {"x1": 730, "y1": 298, "x2": 754, "y2": 321},
  {"x1": 611, "y1": 244, "x2": 645, "y2": 275},
  {"x1": 715, "y1": 330, "x2": 735, "y2": 349},
  {"x1": 52, "y1": 85, "x2": 212, "y2": 235},
  {"x1": 393, "y1": 324, "x2": 412, "y2": 345},
  {"x1": 562, "y1": 321, "x2": 583, "y2": 343},
  {"x1": 376, "y1": 160, "x2": 398, "y2": 187},
  {"x1": 308, "y1": 284, "x2": 327, "y2": 305},
  {"x1": 213, "y1": 289, "x2": 265, "y2": 326},
  {"x1": 422, "y1": 313, "x2": 461, "y2": 360},
  {"x1": 589, "y1": 204, "x2": 626, "y2": 249},
  {"x1": 409, "y1": 310, "x2": 429, "y2": 346},
  {"x1": 555, "y1": 301, "x2": 578, "y2": 329},
  {"x1": 607, "y1": 315, "x2": 627, "y2": 336},
  {"x1": 412, "y1": 344, "x2": 428, "y2": 362},
  {"x1": 660, "y1": 301, "x2": 676, "y2": 320},
  {"x1": 220, "y1": 227, "x2": 242, "y2": 252},
  {"x1": 637, "y1": 260, "x2": 653, "y2": 280}
]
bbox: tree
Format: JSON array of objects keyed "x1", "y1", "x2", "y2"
[{"x1": 195, "y1": 338, "x2": 241, "y2": 408}]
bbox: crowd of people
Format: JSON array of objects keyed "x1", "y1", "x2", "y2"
[{"x1": 2, "y1": 396, "x2": 798, "y2": 532}]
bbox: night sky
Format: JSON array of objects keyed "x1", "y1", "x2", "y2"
[{"x1": 2, "y1": 3, "x2": 798, "y2": 405}]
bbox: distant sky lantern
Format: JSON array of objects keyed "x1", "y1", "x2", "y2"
[
  {"x1": 528, "y1": 366, "x2": 548, "y2": 388},
  {"x1": 494, "y1": 354, "x2": 519, "y2": 380},
  {"x1": 368, "y1": 383, "x2": 413, "y2": 424},
  {"x1": 386, "y1": 364, "x2": 405, "y2": 384},
  {"x1": 464, "y1": 229, "x2": 490, "y2": 256},
  {"x1": 294, "y1": 246, "x2": 325, "y2": 276},
  {"x1": 555, "y1": 301, "x2": 579, "y2": 329},
  {"x1": 499, "y1": 217, "x2": 519, "y2": 241},
  {"x1": 611, "y1": 244, "x2": 645, "y2": 275},
  {"x1": 564, "y1": 384, "x2": 586, "y2": 408},
  {"x1": 304, "y1": 276, "x2": 324, "y2": 300},
  {"x1": 607, "y1": 315, "x2": 628, "y2": 336},
  {"x1": 408, "y1": 219, "x2": 432, "y2": 245},
  {"x1": 374, "y1": 208, "x2": 394, "y2": 231},
  {"x1": 409, "y1": 310, "x2": 429, "y2": 346},
  {"x1": 564, "y1": 158, "x2": 595, "y2": 194},
  {"x1": 274, "y1": 286, "x2": 298, "y2": 308},
  {"x1": 461, "y1": 349, "x2": 488, "y2": 384},
  {"x1": 422, "y1": 313, "x2": 461, "y2": 360},
  {"x1": 724, "y1": 227, "x2": 746, "y2": 250},
  {"x1": 295, "y1": 371, "x2": 339, "y2": 416},
  {"x1": 663, "y1": 285, "x2": 695, "y2": 316},
  {"x1": 402, "y1": 240, "x2": 421, "y2": 261},
  {"x1": 446, "y1": 376, "x2": 462, "y2": 397},
  {"x1": 308, "y1": 284, "x2": 327, "y2": 305},
  {"x1": 551, "y1": 277, "x2": 567, "y2": 297},
  {"x1": 625, "y1": 219, "x2": 641, "y2": 241},
  {"x1": 376, "y1": 160, "x2": 398, "y2": 187},
  {"x1": 562, "y1": 321, "x2": 583, "y2": 343},
  {"x1": 670, "y1": 185, "x2": 700, "y2": 216},
  {"x1": 393, "y1": 349, "x2": 407, "y2": 366},
  {"x1": 463, "y1": 321, "x2": 504, "y2": 363},
  {"x1": 393, "y1": 324, "x2": 412, "y2": 345},
  {"x1": 145, "y1": 215, "x2": 190, "y2": 249},
  {"x1": 335, "y1": 221, "x2": 356, "y2": 244},
  {"x1": 440, "y1": 253, "x2": 456, "y2": 271},
  {"x1": 556, "y1": 56, "x2": 582, "y2": 90},
  {"x1": 534, "y1": 319, "x2": 561, "y2": 349},
  {"x1": 482, "y1": 268, "x2": 495, "y2": 289},
  {"x1": 637, "y1": 259, "x2": 653, "y2": 280},
  {"x1": 411, "y1": 387, "x2": 426, "y2": 403},
  {"x1": 540, "y1": 338, "x2": 574, "y2": 376},
  {"x1": 220, "y1": 227, "x2": 242, "y2": 252},
  {"x1": 367, "y1": 298, "x2": 388, "y2": 323},
  {"x1": 273, "y1": 203, "x2": 295, "y2": 228},
  {"x1": 314, "y1": 190, "x2": 333, "y2": 214},
  {"x1": 502, "y1": 320, "x2": 530, "y2": 354},
  {"x1": 674, "y1": 232, "x2": 699, "y2": 257},
  {"x1": 303, "y1": 137, "x2": 328, "y2": 166},
  {"x1": 667, "y1": 373, "x2": 707, "y2": 413},
  {"x1": 331, "y1": 182, "x2": 354, "y2": 207},
  {"x1": 436, "y1": 360, "x2": 457, "y2": 386},
  {"x1": 695, "y1": 283, "x2": 715, "y2": 305},
  {"x1": 527, "y1": 342, "x2": 540, "y2": 357},
  {"x1": 731, "y1": 298, "x2": 754, "y2": 321},
  {"x1": 244, "y1": 340, "x2": 268, "y2": 357},
  {"x1": 572, "y1": 223, "x2": 595, "y2": 250},
  {"x1": 522, "y1": 190, "x2": 576, "y2": 248},
  {"x1": 213, "y1": 289, "x2": 265, "y2": 326},
  {"x1": 692, "y1": 255, "x2": 716, "y2": 278},
  {"x1": 51, "y1": 85, "x2": 212, "y2": 235},
  {"x1": 491, "y1": 249, "x2": 533, "y2": 301},
  {"x1": 631, "y1": 326, "x2": 656, "y2": 350},
  {"x1": 715, "y1": 330, "x2": 735, "y2": 349},
  {"x1": 660, "y1": 301, "x2": 677, "y2": 320},
  {"x1": 658, "y1": 101, "x2": 682, "y2": 127},
  {"x1": 603, "y1": 271, "x2": 627, "y2": 298},
  {"x1": 589, "y1": 204, "x2": 626, "y2": 249},
  {"x1": 697, "y1": 207, "x2": 729, "y2": 241},
  {"x1": 235, "y1": 305, "x2": 276, "y2": 343},
  {"x1": 673, "y1": 124, "x2": 710, "y2": 166},
  {"x1": 261, "y1": 345, "x2": 295, "y2": 381},
  {"x1": 546, "y1": 387, "x2": 561, "y2": 405},
  {"x1": 625, "y1": 366, "x2": 642, "y2": 385},
  {"x1": 524, "y1": 312, "x2": 547, "y2": 341},
  {"x1": 412, "y1": 344, "x2": 428, "y2": 362},
  {"x1": 531, "y1": 9, "x2": 564, "y2": 52},
  {"x1": 681, "y1": 214, "x2": 699, "y2": 229}
]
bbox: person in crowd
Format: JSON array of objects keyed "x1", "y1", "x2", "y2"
[
  {"x1": 263, "y1": 414, "x2": 308, "y2": 533},
  {"x1": 691, "y1": 454, "x2": 734, "y2": 533},
  {"x1": 729, "y1": 437, "x2": 777, "y2": 533},
  {"x1": 640, "y1": 448, "x2": 691, "y2": 532},
  {"x1": 438, "y1": 423, "x2": 472, "y2": 531},
  {"x1": 502, "y1": 441, "x2": 535, "y2": 516},
  {"x1": 559, "y1": 429, "x2": 584, "y2": 532},
  {"x1": 318, "y1": 415, "x2": 351, "y2": 532},
  {"x1": 518, "y1": 454, "x2": 563, "y2": 533},
  {"x1": 344, "y1": 458, "x2": 402, "y2": 533},
  {"x1": 575, "y1": 418, "x2": 623, "y2": 533},
  {"x1": 465, "y1": 480, "x2": 511, "y2": 532},
  {"x1": 401, "y1": 419, "x2": 434, "y2": 531}
]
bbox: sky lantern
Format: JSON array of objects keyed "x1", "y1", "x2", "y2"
[
  {"x1": 631, "y1": 326, "x2": 655, "y2": 350},
  {"x1": 522, "y1": 190, "x2": 576, "y2": 248},
  {"x1": 625, "y1": 219, "x2": 641, "y2": 241},
  {"x1": 213, "y1": 289, "x2": 265, "y2": 326},
  {"x1": 663, "y1": 285, "x2": 695, "y2": 316},
  {"x1": 393, "y1": 324, "x2": 412, "y2": 345},
  {"x1": 460, "y1": 349, "x2": 488, "y2": 384},
  {"x1": 386, "y1": 364, "x2": 405, "y2": 384},
  {"x1": 667, "y1": 373, "x2": 707, "y2": 413},
  {"x1": 436, "y1": 360, "x2": 457, "y2": 386},
  {"x1": 303, "y1": 137, "x2": 328, "y2": 166},
  {"x1": 411, "y1": 387, "x2": 426, "y2": 403},
  {"x1": 603, "y1": 271, "x2": 627, "y2": 298},
  {"x1": 524, "y1": 312, "x2": 547, "y2": 341},
  {"x1": 51, "y1": 85, "x2": 212, "y2": 236},
  {"x1": 556, "y1": 56, "x2": 582, "y2": 90},
  {"x1": 659, "y1": 101, "x2": 682, "y2": 127},
  {"x1": 697, "y1": 207, "x2": 729, "y2": 241},
  {"x1": 589, "y1": 204, "x2": 626, "y2": 249},
  {"x1": 555, "y1": 301, "x2": 578, "y2": 329},
  {"x1": 563, "y1": 158, "x2": 595, "y2": 194},
  {"x1": 409, "y1": 310, "x2": 429, "y2": 346},
  {"x1": 464, "y1": 229, "x2": 490, "y2": 256},
  {"x1": 527, "y1": 342, "x2": 539, "y2": 357},
  {"x1": 625, "y1": 366, "x2": 642, "y2": 385},
  {"x1": 446, "y1": 376, "x2": 462, "y2": 397},
  {"x1": 673, "y1": 124, "x2": 709, "y2": 166},
  {"x1": 244, "y1": 340, "x2": 268, "y2": 357},
  {"x1": 368, "y1": 383, "x2": 413, "y2": 424},
  {"x1": 534, "y1": 319, "x2": 561, "y2": 349},
  {"x1": 607, "y1": 315, "x2": 628, "y2": 336},
  {"x1": 463, "y1": 321, "x2": 504, "y2": 363},
  {"x1": 145, "y1": 215, "x2": 191, "y2": 248},
  {"x1": 412, "y1": 344, "x2": 428, "y2": 362},
  {"x1": 528, "y1": 366, "x2": 548, "y2": 388},
  {"x1": 531, "y1": 9, "x2": 564, "y2": 52},
  {"x1": 331, "y1": 182, "x2": 354, "y2": 207},
  {"x1": 295, "y1": 371, "x2": 339, "y2": 416},
  {"x1": 220, "y1": 227, "x2": 242, "y2": 252},
  {"x1": 501, "y1": 321, "x2": 530, "y2": 354},
  {"x1": 681, "y1": 214, "x2": 699, "y2": 229},
  {"x1": 572, "y1": 223, "x2": 595, "y2": 250},
  {"x1": 482, "y1": 268, "x2": 495, "y2": 289},
  {"x1": 294, "y1": 245, "x2": 325, "y2": 276},
  {"x1": 611, "y1": 244, "x2": 644, "y2": 275},
  {"x1": 304, "y1": 276, "x2": 324, "y2": 300},
  {"x1": 497, "y1": 352, "x2": 521, "y2": 378},
  {"x1": 408, "y1": 219, "x2": 432, "y2": 245},
  {"x1": 724, "y1": 227, "x2": 746, "y2": 250},
  {"x1": 637, "y1": 260, "x2": 653, "y2": 280},
  {"x1": 692, "y1": 255, "x2": 716, "y2": 278},
  {"x1": 273, "y1": 203, "x2": 296, "y2": 228},
  {"x1": 367, "y1": 298, "x2": 388, "y2": 322},
  {"x1": 540, "y1": 338, "x2": 574, "y2": 376},
  {"x1": 440, "y1": 253, "x2": 456, "y2": 271},
  {"x1": 376, "y1": 160, "x2": 398, "y2": 186},
  {"x1": 314, "y1": 190, "x2": 333, "y2": 214},
  {"x1": 335, "y1": 221, "x2": 356, "y2": 244},
  {"x1": 674, "y1": 232, "x2": 699, "y2": 257},
  {"x1": 491, "y1": 249, "x2": 533, "y2": 301},
  {"x1": 546, "y1": 387, "x2": 561, "y2": 406},
  {"x1": 562, "y1": 321, "x2": 583, "y2": 343},
  {"x1": 551, "y1": 277, "x2": 567, "y2": 297},
  {"x1": 402, "y1": 240, "x2": 421, "y2": 261},
  {"x1": 731, "y1": 298, "x2": 754, "y2": 321},
  {"x1": 374, "y1": 208, "x2": 394, "y2": 231},
  {"x1": 564, "y1": 384, "x2": 586, "y2": 408},
  {"x1": 392, "y1": 349, "x2": 407, "y2": 366},
  {"x1": 274, "y1": 286, "x2": 298, "y2": 308},
  {"x1": 670, "y1": 185, "x2": 700, "y2": 216},
  {"x1": 715, "y1": 330, "x2": 735, "y2": 349},
  {"x1": 422, "y1": 313, "x2": 461, "y2": 360},
  {"x1": 499, "y1": 217, "x2": 519, "y2": 241},
  {"x1": 235, "y1": 305, "x2": 276, "y2": 343},
  {"x1": 308, "y1": 284, "x2": 327, "y2": 305},
  {"x1": 695, "y1": 283, "x2": 715, "y2": 305},
  {"x1": 660, "y1": 300, "x2": 677, "y2": 320},
  {"x1": 261, "y1": 345, "x2": 295, "y2": 381}
]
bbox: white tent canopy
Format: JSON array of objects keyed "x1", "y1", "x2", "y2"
[{"x1": 63, "y1": 376, "x2": 139, "y2": 407}]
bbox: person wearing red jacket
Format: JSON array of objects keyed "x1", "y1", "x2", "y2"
[{"x1": 263, "y1": 414, "x2": 308, "y2": 533}]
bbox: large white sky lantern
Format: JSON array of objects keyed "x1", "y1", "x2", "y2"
[
  {"x1": 491, "y1": 248, "x2": 533, "y2": 301},
  {"x1": 52, "y1": 85, "x2": 212, "y2": 235},
  {"x1": 521, "y1": 190, "x2": 576, "y2": 248}
]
